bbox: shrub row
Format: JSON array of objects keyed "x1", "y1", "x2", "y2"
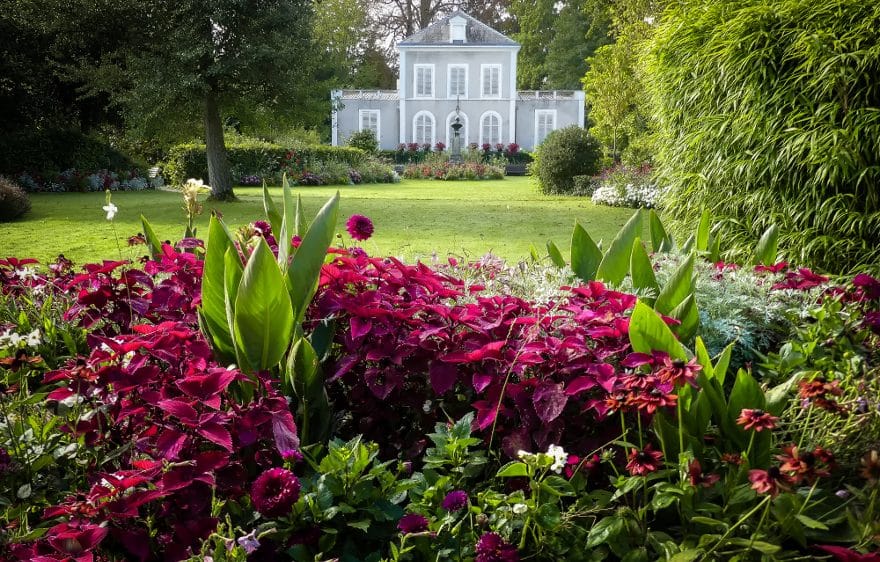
[{"x1": 162, "y1": 138, "x2": 367, "y2": 186}]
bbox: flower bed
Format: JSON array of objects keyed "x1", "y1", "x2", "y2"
[
  {"x1": 1, "y1": 197, "x2": 879, "y2": 561},
  {"x1": 16, "y1": 168, "x2": 159, "y2": 193},
  {"x1": 402, "y1": 160, "x2": 505, "y2": 181},
  {"x1": 590, "y1": 164, "x2": 663, "y2": 208}
]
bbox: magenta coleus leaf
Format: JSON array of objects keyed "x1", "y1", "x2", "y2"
[
  {"x1": 197, "y1": 422, "x2": 233, "y2": 451},
  {"x1": 532, "y1": 382, "x2": 568, "y2": 424},
  {"x1": 429, "y1": 362, "x2": 458, "y2": 395},
  {"x1": 441, "y1": 340, "x2": 506, "y2": 363}
]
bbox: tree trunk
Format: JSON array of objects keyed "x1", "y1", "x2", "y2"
[{"x1": 204, "y1": 92, "x2": 235, "y2": 201}]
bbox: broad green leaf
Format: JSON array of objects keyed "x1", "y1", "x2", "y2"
[
  {"x1": 586, "y1": 515, "x2": 624, "y2": 548},
  {"x1": 546, "y1": 240, "x2": 566, "y2": 268},
  {"x1": 668, "y1": 293, "x2": 699, "y2": 342},
  {"x1": 655, "y1": 253, "x2": 694, "y2": 315},
  {"x1": 690, "y1": 517, "x2": 728, "y2": 530},
  {"x1": 535, "y1": 503, "x2": 562, "y2": 529},
  {"x1": 708, "y1": 230, "x2": 722, "y2": 263},
  {"x1": 140, "y1": 215, "x2": 163, "y2": 260},
  {"x1": 728, "y1": 368, "x2": 765, "y2": 415},
  {"x1": 541, "y1": 476, "x2": 575, "y2": 497},
  {"x1": 277, "y1": 174, "x2": 297, "y2": 270},
  {"x1": 262, "y1": 181, "x2": 282, "y2": 236},
  {"x1": 223, "y1": 247, "x2": 244, "y2": 368},
  {"x1": 496, "y1": 462, "x2": 530, "y2": 478},
  {"x1": 529, "y1": 243, "x2": 540, "y2": 262},
  {"x1": 694, "y1": 337, "x2": 714, "y2": 378},
  {"x1": 571, "y1": 222, "x2": 602, "y2": 282},
  {"x1": 294, "y1": 194, "x2": 306, "y2": 238},
  {"x1": 681, "y1": 234, "x2": 695, "y2": 254},
  {"x1": 765, "y1": 373, "x2": 800, "y2": 416},
  {"x1": 288, "y1": 337, "x2": 330, "y2": 446},
  {"x1": 726, "y1": 538, "x2": 781, "y2": 554},
  {"x1": 629, "y1": 300, "x2": 687, "y2": 360},
  {"x1": 754, "y1": 224, "x2": 780, "y2": 266},
  {"x1": 649, "y1": 209, "x2": 674, "y2": 253},
  {"x1": 696, "y1": 209, "x2": 710, "y2": 252},
  {"x1": 288, "y1": 192, "x2": 340, "y2": 324},
  {"x1": 713, "y1": 342, "x2": 734, "y2": 386},
  {"x1": 596, "y1": 210, "x2": 643, "y2": 284},
  {"x1": 630, "y1": 237, "x2": 659, "y2": 304},
  {"x1": 234, "y1": 239, "x2": 294, "y2": 372},
  {"x1": 200, "y1": 215, "x2": 236, "y2": 360},
  {"x1": 795, "y1": 514, "x2": 829, "y2": 530},
  {"x1": 669, "y1": 549, "x2": 704, "y2": 562}
]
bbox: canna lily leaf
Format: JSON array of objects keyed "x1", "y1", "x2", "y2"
[
  {"x1": 546, "y1": 240, "x2": 566, "y2": 268},
  {"x1": 596, "y1": 210, "x2": 643, "y2": 285},
  {"x1": 571, "y1": 222, "x2": 602, "y2": 282},
  {"x1": 234, "y1": 238, "x2": 294, "y2": 372}
]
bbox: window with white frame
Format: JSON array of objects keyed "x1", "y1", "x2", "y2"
[
  {"x1": 535, "y1": 110, "x2": 556, "y2": 146},
  {"x1": 359, "y1": 110, "x2": 380, "y2": 140},
  {"x1": 414, "y1": 64, "x2": 434, "y2": 98},
  {"x1": 413, "y1": 111, "x2": 435, "y2": 145},
  {"x1": 448, "y1": 65, "x2": 467, "y2": 98},
  {"x1": 481, "y1": 65, "x2": 501, "y2": 98},
  {"x1": 480, "y1": 112, "x2": 502, "y2": 146}
]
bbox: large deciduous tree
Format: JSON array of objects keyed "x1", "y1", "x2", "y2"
[{"x1": 74, "y1": 0, "x2": 313, "y2": 200}]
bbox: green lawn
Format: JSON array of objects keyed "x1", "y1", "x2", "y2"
[{"x1": 0, "y1": 177, "x2": 638, "y2": 264}]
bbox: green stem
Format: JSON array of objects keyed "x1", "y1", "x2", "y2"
[
  {"x1": 704, "y1": 495, "x2": 772, "y2": 558},
  {"x1": 796, "y1": 480, "x2": 818, "y2": 516},
  {"x1": 748, "y1": 498, "x2": 772, "y2": 551},
  {"x1": 798, "y1": 404, "x2": 813, "y2": 450}
]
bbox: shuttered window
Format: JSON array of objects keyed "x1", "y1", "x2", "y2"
[
  {"x1": 481, "y1": 65, "x2": 501, "y2": 98},
  {"x1": 359, "y1": 110, "x2": 380, "y2": 139},
  {"x1": 448, "y1": 65, "x2": 467, "y2": 98},
  {"x1": 414, "y1": 65, "x2": 434, "y2": 98},
  {"x1": 414, "y1": 112, "x2": 435, "y2": 145},
  {"x1": 480, "y1": 112, "x2": 501, "y2": 146},
  {"x1": 535, "y1": 110, "x2": 556, "y2": 145}
]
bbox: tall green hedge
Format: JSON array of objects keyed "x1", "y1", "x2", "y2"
[
  {"x1": 0, "y1": 130, "x2": 140, "y2": 175},
  {"x1": 648, "y1": 0, "x2": 880, "y2": 273},
  {"x1": 162, "y1": 138, "x2": 366, "y2": 185}
]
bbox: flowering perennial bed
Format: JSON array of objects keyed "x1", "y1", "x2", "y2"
[{"x1": 1, "y1": 204, "x2": 879, "y2": 561}]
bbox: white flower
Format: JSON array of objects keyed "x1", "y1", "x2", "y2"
[
  {"x1": 14, "y1": 267, "x2": 37, "y2": 281},
  {"x1": 547, "y1": 444, "x2": 568, "y2": 474},
  {"x1": 103, "y1": 202, "x2": 118, "y2": 220},
  {"x1": 423, "y1": 400, "x2": 432, "y2": 413},
  {"x1": 26, "y1": 329, "x2": 41, "y2": 348},
  {"x1": 516, "y1": 449, "x2": 533, "y2": 460},
  {"x1": 0, "y1": 330, "x2": 20, "y2": 348},
  {"x1": 512, "y1": 503, "x2": 528, "y2": 515}
]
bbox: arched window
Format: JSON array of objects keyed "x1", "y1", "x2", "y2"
[
  {"x1": 479, "y1": 111, "x2": 502, "y2": 146},
  {"x1": 413, "y1": 111, "x2": 435, "y2": 146},
  {"x1": 445, "y1": 111, "x2": 469, "y2": 148}
]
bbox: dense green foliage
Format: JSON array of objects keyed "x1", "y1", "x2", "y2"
[
  {"x1": 162, "y1": 140, "x2": 365, "y2": 186},
  {"x1": 649, "y1": 0, "x2": 880, "y2": 273},
  {"x1": 532, "y1": 126, "x2": 602, "y2": 194},
  {"x1": 0, "y1": 177, "x2": 31, "y2": 221},
  {"x1": 0, "y1": 130, "x2": 140, "y2": 176},
  {"x1": 346, "y1": 130, "x2": 379, "y2": 154}
]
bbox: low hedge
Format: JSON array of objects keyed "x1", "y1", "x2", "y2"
[{"x1": 162, "y1": 138, "x2": 366, "y2": 186}]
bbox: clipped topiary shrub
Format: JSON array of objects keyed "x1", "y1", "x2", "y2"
[
  {"x1": 649, "y1": 0, "x2": 880, "y2": 273},
  {"x1": 531, "y1": 126, "x2": 602, "y2": 194},
  {"x1": 0, "y1": 176, "x2": 31, "y2": 221}
]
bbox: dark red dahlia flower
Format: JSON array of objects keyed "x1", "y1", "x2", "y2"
[
  {"x1": 346, "y1": 214, "x2": 374, "y2": 241},
  {"x1": 251, "y1": 468, "x2": 300, "y2": 517}
]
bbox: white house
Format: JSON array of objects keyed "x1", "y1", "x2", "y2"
[{"x1": 331, "y1": 11, "x2": 585, "y2": 152}]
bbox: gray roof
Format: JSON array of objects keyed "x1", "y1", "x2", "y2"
[{"x1": 399, "y1": 11, "x2": 519, "y2": 47}]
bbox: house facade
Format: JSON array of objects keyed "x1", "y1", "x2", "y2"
[{"x1": 331, "y1": 11, "x2": 585, "y2": 152}]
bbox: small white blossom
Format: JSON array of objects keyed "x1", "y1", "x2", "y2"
[
  {"x1": 547, "y1": 444, "x2": 568, "y2": 474},
  {"x1": 512, "y1": 503, "x2": 528, "y2": 515},
  {"x1": 26, "y1": 329, "x2": 41, "y2": 348},
  {"x1": 423, "y1": 400, "x2": 432, "y2": 413},
  {"x1": 516, "y1": 449, "x2": 533, "y2": 460},
  {"x1": 103, "y1": 202, "x2": 118, "y2": 220},
  {"x1": 14, "y1": 267, "x2": 37, "y2": 281},
  {"x1": 0, "y1": 330, "x2": 22, "y2": 348}
]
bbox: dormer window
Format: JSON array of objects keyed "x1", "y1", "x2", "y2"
[{"x1": 450, "y1": 16, "x2": 466, "y2": 43}]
